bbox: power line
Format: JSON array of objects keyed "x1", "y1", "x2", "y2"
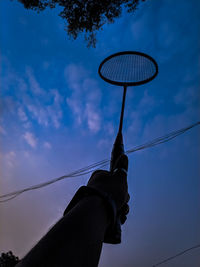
[
  {"x1": 0, "y1": 121, "x2": 199, "y2": 203},
  {"x1": 152, "y1": 244, "x2": 200, "y2": 266},
  {"x1": 0, "y1": 160, "x2": 108, "y2": 203}
]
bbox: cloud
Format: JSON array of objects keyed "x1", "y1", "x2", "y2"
[
  {"x1": 65, "y1": 63, "x2": 102, "y2": 133},
  {"x1": 26, "y1": 67, "x2": 45, "y2": 95},
  {"x1": 127, "y1": 111, "x2": 143, "y2": 136},
  {"x1": 23, "y1": 132, "x2": 37, "y2": 148},
  {"x1": 50, "y1": 109, "x2": 62, "y2": 128},
  {"x1": 64, "y1": 63, "x2": 88, "y2": 91},
  {"x1": 65, "y1": 64, "x2": 87, "y2": 125},
  {"x1": 51, "y1": 89, "x2": 62, "y2": 105},
  {"x1": 49, "y1": 89, "x2": 63, "y2": 128},
  {"x1": 27, "y1": 89, "x2": 63, "y2": 129},
  {"x1": 27, "y1": 104, "x2": 49, "y2": 127},
  {"x1": 17, "y1": 77, "x2": 28, "y2": 92},
  {"x1": 125, "y1": 88, "x2": 157, "y2": 145},
  {"x1": 66, "y1": 98, "x2": 82, "y2": 125},
  {"x1": 43, "y1": 141, "x2": 52, "y2": 149},
  {"x1": 137, "y1": 89, "x2": 155, "y2": 115},
  {"x1": 85, "y1": 103, "x2": 101, "y2": 133},
  {"x1": 5, "y1": 151, "x2": 16, "y2": 168},
  {"x1": 18, "y1": 107, "x2": 28, "y2": 122}
]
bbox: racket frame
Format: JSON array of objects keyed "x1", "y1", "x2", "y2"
[{"x1": 98, "y1": 51, "x2": 158, "y2": 87}]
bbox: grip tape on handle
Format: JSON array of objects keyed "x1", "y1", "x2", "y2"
[
  {"x1": 106, "y1": 132, "x2": 125, "y2": 244},
  {"x1": 110, "y1": 132, "x2": 124, "y2": 172}
]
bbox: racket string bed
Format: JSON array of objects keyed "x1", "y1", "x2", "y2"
[{"x1": 99, "y1": 51, "x2": 158, "y2": 86}]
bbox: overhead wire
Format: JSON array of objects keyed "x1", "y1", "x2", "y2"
[
  {"x1": 152, "y1": 244, "x2": 200, "y2": 266},
  {"x1": 126, "y1": 121, "x2": 200, "y2": 154},
  {"x1": 0, "y1": 121, "x2": 199, "y2": 203},
  {"x1": 0, "y1": 160, "x2": 109, "y2": 203}
]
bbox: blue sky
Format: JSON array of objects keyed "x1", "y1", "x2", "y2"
[{"x1": 0, "y1": 0, "x2": 200, "y2": 266}]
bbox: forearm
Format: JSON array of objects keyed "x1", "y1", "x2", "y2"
[{"x1": 17, "y1": 195, "x2": 110, "y2": 267}]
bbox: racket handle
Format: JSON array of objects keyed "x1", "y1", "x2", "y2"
[
  {"x1": 110, "y1": 132, "x2": 124, "y2": 172},
  {"x1": 106, "y1": 132, "x2": 125, "y2": 244}
]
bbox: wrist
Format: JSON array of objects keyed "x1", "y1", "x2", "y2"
[
  {"x1": 64, "y1": 186, "x2": 117, "y2": 227},
  {"x1": 80, "y1": 194, "x2": 111, "y2": 224}
]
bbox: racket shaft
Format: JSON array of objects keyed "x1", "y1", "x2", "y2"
[
  {"x1": 119, "y1": 86, "x2": 127, "y2": 133},
  {"x1": 110, "y1": 86, "x2": 126, "y2": 171}
]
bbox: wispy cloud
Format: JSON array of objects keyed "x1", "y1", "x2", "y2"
[
  {"x1": 18, "y1": 107, "x2": 28, "y2": 122},
  {"x1": 43, "y1": 141, "x2": 52, "y2": 149},
  {"x1": 66, "y1": 97, "x2": 82, "y2": 125},
  {"x1": 85, "y1": 103, "x2": 101, "y2": 133},
  {"x1": 23, "y1": 132, "x2": 37, "y2": 148},
  {"x1": 5, "y1": 151, "x2": 16, "y2": 168},
  {"x1": 137, "y1": 89, "x2": 155, "y2": 115},
  {"x1": 27, "y1": 104, "x2": 49, "y2": 127},
  {"x1": 1, "y1": 61, "x2": 64, "y2": 131},
  {"x1": 26, "y1": 67, "x2": 45, "y2": 95},
  {"x1": 65, "y1": 64, "x2": 88, "y2": 89},
  {"x1": 26, "y1": 88, "x2": 63, "y2": 129},
  {"x1": 65, "y1": 63, "x2": 102, "y2": 133},
  {"x1": 25, "y1": 68, "x2": 63, "y2": 128}
]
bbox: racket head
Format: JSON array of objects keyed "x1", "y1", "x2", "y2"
[{"x1": 98, "y1": 51, "x2": 158, "y2": 86}]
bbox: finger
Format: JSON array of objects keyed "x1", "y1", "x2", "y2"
[
  {"x1": 90, "y1": 170, "x2": 110, "y2": 179},
  {"x1": 87, "y1": 170, "x2": 110, "y2": 186},
  {"x1": 120, "y1": 203, "x2": 129, "y2": 215},
  {"x1": 126, "y1": 193, "x2": 130, "y2": 203},
  {"x1": 119, "y1": 203, "x2": 129, "y2": 224},
  {"x1": 120, "y1": 214, "x2": 127, "y2": 224}
]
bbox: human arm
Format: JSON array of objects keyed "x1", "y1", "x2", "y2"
[
  {"x1": 16, "y1": 194, "x2": 109, "y2": 267},
  {"x1": 16, "y1": 154, "x2": 129, "y2": 267}
]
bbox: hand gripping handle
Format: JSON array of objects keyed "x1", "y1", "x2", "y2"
[{"x1": 104, "y1": 132, "x2": 126, "y2": 244}]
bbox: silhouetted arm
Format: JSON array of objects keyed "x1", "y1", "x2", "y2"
[
  {"x1": 16, "y1": 195, "x2": 110, "y2": 267},
  {"x1": 17, "y1": 154, "x2": 129, "y2": 267}
]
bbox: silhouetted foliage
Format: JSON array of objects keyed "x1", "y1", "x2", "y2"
[
  {"x1": 0, "y1": 251, "x2": 20, "y2": 267},
  {"x1": 13, "y1": 0, "x2": 146, "y2": 47}
]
